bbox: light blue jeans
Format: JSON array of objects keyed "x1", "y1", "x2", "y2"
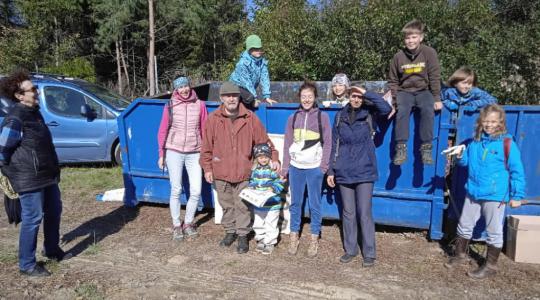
[
  {"x1": 457, "y1": 197, "x2": 506, "y2": 248},
  {"x1": 166, "y1": 150, "x2": 202, "y2": 227}
]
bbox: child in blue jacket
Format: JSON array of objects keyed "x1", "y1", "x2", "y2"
[
  {"x1": 441, "y1": 66, "x2": 497, "y2": 113},
  {"x1": 444, "y1": 104, "x2": 525, "y2": 279},
  {"x1": 229, "y1": 35, "x2": 276, "y2": 108},
  {"x1": 248, "y1": 143, "x2": 284, "y2": 255}
]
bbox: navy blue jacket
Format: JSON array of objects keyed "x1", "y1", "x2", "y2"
[{"x1": 328, "y1": 92, "x2": 391, "y2": 184}]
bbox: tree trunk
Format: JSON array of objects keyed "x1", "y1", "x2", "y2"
[
  {"x1": 115, "y1": 40, "x2": 123, "y2": 95},
  {"x1": 147, "y1": 0, "x2": 156, "y2": 96},
  {"x1": 119, "y1": 40, "x2": 130, "y2": 93}
]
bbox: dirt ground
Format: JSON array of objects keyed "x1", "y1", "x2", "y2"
[{"x1": 1, "y1": 178, "x2": 540, "y2": 299}]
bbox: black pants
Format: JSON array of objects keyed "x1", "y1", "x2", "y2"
[
  {"x1": 239, "y1": 87, "x2": 256, "y2": 109},
  {"x1": 394, "y1": 90, "x2": 434, "y2": 144}
]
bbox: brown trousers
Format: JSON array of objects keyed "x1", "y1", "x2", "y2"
[{"x1": 214, "y1": 180, "x2": 251, "y2": 236}]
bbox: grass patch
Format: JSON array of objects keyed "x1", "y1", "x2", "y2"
[
  {"x1": 0, "y1": 248, "x2": 17, "y2": 264},
  {"x1": 75, "y1": 283, "x2": 104, "y2": 300},
  {"x1": 83, "y1": 243, "x2": 102, "y2": 256},
  {"x1": 44, "y1": 259, "x2": 61, "y2": 273},
  {"x1": 60, "y1": 166, "x2": 123, "y2": 195},
  {"x1": 83, "y1": 231, "x2": 102, "y2": 256}
]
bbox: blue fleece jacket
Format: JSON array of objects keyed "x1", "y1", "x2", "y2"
[
  {"x1": 229, "y1": 51, "x2": 271, "y2": 99},
  {"x1": 441, "y1": 87, "x2": 497, "y2": 111},
  {"x1": 457, "y1": 133, "x2": 526, "y2": 202}
]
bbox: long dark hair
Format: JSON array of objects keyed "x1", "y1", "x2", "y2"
[{"x1": 0, "y1": 69, "x2": 31, "y2": 102}]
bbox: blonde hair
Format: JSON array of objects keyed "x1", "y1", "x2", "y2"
[
  {"x1": 474, "y1": 104, "x2": 507, "y2": 140},
  {"x1": 402, "y1": 19, "x2": 425, "y2": 35},
  {"x1": 448, "y1": 66, "x2": 477, "y2": 87}
]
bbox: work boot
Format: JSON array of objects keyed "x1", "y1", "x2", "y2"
[
  {"x1": 467, "y1": 245, "x2": 502, "y2": 279},
  {"x1": 444, "y1": 236, "x2": 470, "y2": 269},
  {"x1": 288, "y1": 232, "x2": 300, "y2": 256},
  {"x1": 420, "y1": 143, "x2": 434, "y2": 165},
  {"x1": 393, "y1": 143, "x2": 407, "y2": 165},
  {"x1": 307, "y1": 234, "x2": 319, "y2": 258},
  {"x1": 237, "y1": 235, "x2": 249, "y2": 254},
  {"x1": 219, "y1": 232, "x2": 237, "y2": 247}
]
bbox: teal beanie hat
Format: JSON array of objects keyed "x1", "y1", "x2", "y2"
[{"x1": 245, "y1": 35, "x2": 262, "y2": 51}]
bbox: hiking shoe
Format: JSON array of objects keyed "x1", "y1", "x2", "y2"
[
  {"x1": 307, "y1": 234, "x2": 319, "y2": 258},
  {"x1": 219, "y1": 232, "x2": 237, "y2": 247},
  {"x1": 363, "y1": 258, "x2": 375, "y2": 268},
  {"x1": 262, "y1": 244, "x2": 274, "y2": 255},
  {"x1": 288, "y1": 232, "x2": 299, "y2": 256},
  {"x1": 421, "y1": 143, "x2": 434, "y2": 165},
  {"x1": 41, "y1": 249, "x2": 73, "y2": 262},
  {"x1": 237, "y1": 236, "x2": 249, "y2": 254},
  {"x1": 183, "y1": 223, "x2": 199, "y2": 238},
  {"x1": 340, "y1": 253, "x2": 356, "y2": 263},
  {"x1": 172, "y1": 226, "x2": 184, "y2": 241},
  {"x1": 393, "y1": 143, "x2": 407, "y2": 165},
  {"x1": 256, "y1": 241, "x2": 265, "y2": 253},
  {"x1": 20, "y1": 264, "x2": 51, "y2": 277}
]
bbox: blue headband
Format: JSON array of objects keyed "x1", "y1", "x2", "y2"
[{"x1": 173, "y1": 77, "x2": 190, "y2": 89}]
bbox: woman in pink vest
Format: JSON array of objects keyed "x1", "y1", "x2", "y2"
[{"x1": 157, "y1": 76, "x2": 208, "y2": 241}]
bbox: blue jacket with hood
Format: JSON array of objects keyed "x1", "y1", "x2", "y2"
[
  {"x1": 441, "y1": 86, "x2": 497, "y2": 111},
  {"x1": 229, "y1": 51, "x2": 271, "y2": 99},
  {"x1": 328, "y1": 92, "x2": 392, "y2": 184},
  {"x1": 457, "y1": 133, "x2": 526, "y2": 202}
]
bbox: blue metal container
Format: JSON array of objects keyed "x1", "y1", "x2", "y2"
[{"x1": 118, "y1": 81, "x2": 453, "y2": 239}]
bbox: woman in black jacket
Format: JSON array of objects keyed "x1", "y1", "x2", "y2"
[
  {"x1": 327, "y1": 84, "x2": 391, "y2": 267},
  {"x1": 0, "y1": 70, "x2": 70, "y2": 277}
]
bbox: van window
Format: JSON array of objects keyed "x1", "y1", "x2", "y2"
[{"x1": 44, "y1": 86, "x2": 104, "y2": 119}]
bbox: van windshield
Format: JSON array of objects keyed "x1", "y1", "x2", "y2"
[{"x1": 78, "y1": 82, "x2": 130, "y2": 110}]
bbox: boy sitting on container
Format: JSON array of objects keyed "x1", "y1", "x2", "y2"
[{"x1": 388, "y1": 19, "x2": 442, "y2": 165}]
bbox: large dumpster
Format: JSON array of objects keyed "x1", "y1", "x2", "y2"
[{"x1": 118, "y1": 81, "x2": 452, "y2": 240}]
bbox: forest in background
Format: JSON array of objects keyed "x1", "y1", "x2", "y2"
[{"x1": 1, "y1": 0, "x2": 539, "y2": 104}]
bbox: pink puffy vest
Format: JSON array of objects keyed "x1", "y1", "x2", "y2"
[{"x1": 165, "y1": 100, "x2": 202, "y2": 153}]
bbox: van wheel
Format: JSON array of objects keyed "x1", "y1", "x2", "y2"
[{"x1": 113, "y1": 142, "x2": 122, "y2": 165}]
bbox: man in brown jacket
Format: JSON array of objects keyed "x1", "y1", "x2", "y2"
[{"x1": 200, "y1": 81, "x2": 279, "y2": 254}]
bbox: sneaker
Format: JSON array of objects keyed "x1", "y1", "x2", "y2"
[
  {"x1": 362, "y1": 257, "x2": 375, "y2": 268},
  {"x1": 20, "y1": 264, "x2": 51, "y2": 277},
  {"x1": 256, "y1": 241, "x2": 265, "y2": 253},
  {"x1": 262, "y1": 244, "x2": 274, "y2": 255},
  {"x1": 393, "y1": 143, "x2": 407, "y2": 165},
  {"x1": 183, "y1": 223, "x2": 199, "y2": 238},
  {"x1": 420, "y1": 143, "x2": 434, "y2": 165},
  {"x1": 219, "y1": 232, "x2": 237, "y2": 247},
  {"x1": 172, "y1": 226, "x2": 184, "y2": 241},
  {"x1": 237, "y1": 236, "x2": 249, "y2": 254},
  {"x1": 340, "y1": 253, "x2": 356, "y2": 263}
]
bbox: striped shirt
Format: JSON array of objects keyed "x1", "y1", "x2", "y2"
[
  {"x1": 248, "y1": 164, "x2": 284, "y2": 210},
  {"x1": 0, "y1": 118, "x2": 23, "y2": 166}
]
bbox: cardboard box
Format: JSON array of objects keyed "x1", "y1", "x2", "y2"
[{"x1": 506, "y1": 215, "x2": 540, "y2": 264}]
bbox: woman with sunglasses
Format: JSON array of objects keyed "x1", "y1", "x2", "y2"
[
  {"x1": 0, "y1": 69, "x2": 70, "y2": 277},
  {"x1": 326, "y1": 83, "x2": 391, "y2": 268}
]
